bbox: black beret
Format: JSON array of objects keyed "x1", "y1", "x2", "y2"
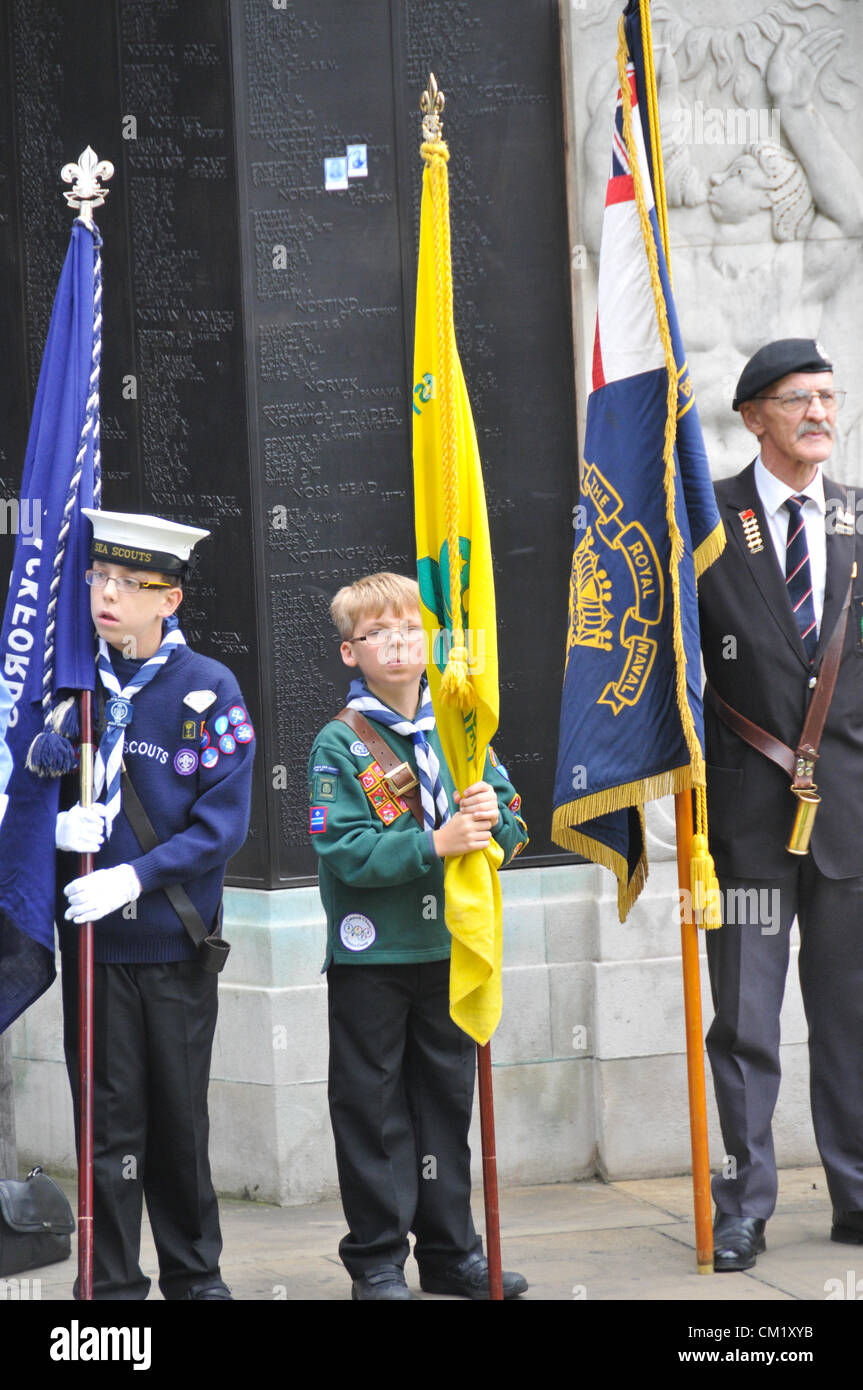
[{"x1": 733, "y1": 338, "x2": 833, "y2": 411}]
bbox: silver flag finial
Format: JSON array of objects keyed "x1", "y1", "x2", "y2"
[{"x1": 61, "y1": 146, "x2": 114, "y2": 224}]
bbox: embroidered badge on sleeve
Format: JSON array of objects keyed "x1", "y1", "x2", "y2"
[
  {"x1": 488, "y1": 745, "x2": 509, "y2": 779},
  {"x1": 356, "y1": 761, "x2": 409, "y2": 825},
  {"x1": 311, "y1": 766, "x2": 340, "y2": 803}
]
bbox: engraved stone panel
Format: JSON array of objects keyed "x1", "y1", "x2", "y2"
[
  {"x1": 0, "y1": 3, "x2": 28, "y2": 517},
  {"x1": 2, "y1": 1, "x2": 577, "y2": 886},
  {"x1": 2, "y1": 0, "x2": 265, "y2": 882},
  {"x1": 234, "y1": 0, "x2": 577, "y2": 880}
]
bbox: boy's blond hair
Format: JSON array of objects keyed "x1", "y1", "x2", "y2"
[{"x1": 330, "y1": 572, "x2": 421, "y2": 639}]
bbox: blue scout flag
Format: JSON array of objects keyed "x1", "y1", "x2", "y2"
[
  {"x1": 0, "y1": 218, "x2": 102, "y2": 1032},
  {"x1": 0, "y1": 676, "x2": 13, "y2": 825},
  {"x1": 551, "y1": 0, "x2": 724, "y2": 920}
]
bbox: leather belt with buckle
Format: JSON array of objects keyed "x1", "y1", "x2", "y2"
[{"x1": 383, "y1": 761, "x2": 419, "y2": 798}]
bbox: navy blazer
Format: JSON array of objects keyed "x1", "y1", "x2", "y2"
[{"x1": 698, "y1": 461, "x2": 862, "y2": 880}]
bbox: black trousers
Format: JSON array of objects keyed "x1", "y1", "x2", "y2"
[
  {"x1": 327, "y1": 959, "x2": 482, "y2": 1280},
  {"x1": 706, "y1": 863, "x2": 863, "y2": 1219},
  {"x1": 62, "y1": 957, "x2": 224, "y2": 1300}
]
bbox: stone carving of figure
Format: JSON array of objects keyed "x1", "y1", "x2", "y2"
[
  {"x1": 582, "y1": 22, "x2": 863, "y2": 480},
  {"x1": 659, "y1": 29, "x2": 863, "y2": 477}
]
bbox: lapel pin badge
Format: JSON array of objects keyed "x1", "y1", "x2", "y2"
[{"x1": 738, "y1": 508, "x2": 764, "y2": 554}]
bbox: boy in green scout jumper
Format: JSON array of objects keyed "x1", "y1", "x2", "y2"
[{"x1": 308, "y1": 572, "x2": 528, "y2": 1301}]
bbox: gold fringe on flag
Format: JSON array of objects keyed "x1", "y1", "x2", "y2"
[
  {"x1": 693, "y1": 519, "x2": 726, "y2": 581},
  {"x1": 616, "y1": 12, "x2": 722, "y2": 927}
]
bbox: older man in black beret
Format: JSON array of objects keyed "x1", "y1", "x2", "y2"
[{"x1": 698, "y1": 338, "x2": 863, "y2": 1271}]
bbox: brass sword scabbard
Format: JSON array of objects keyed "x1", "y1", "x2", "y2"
[{"x1": 786, "y1": 786, "x2": 820, "y2": 856}]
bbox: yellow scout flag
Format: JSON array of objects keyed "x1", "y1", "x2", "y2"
[{"x1": 412, "y1": 94, "x2": 503, "y2": 1045}]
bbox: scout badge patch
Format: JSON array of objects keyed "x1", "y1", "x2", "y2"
[
  {"x1": 311, "y1": 764, "x2": 340, "y2": 803},
  {"x1": 357, "y1": 760, "x2": 410, "y2": 825}
]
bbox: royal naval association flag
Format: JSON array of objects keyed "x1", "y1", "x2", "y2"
[
  {"x1": 551, "y1": 1, "x2": 724, "y2": 919},
  {"x1": 0, "y1": 219, "x2": 101, "y2": 1032}
]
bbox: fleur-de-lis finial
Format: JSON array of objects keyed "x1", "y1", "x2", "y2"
[
  {"x1": 60, "y1": 146, "x2": 115, "y2": 224},
  {"x1": 420, "y1": 73, "x2": 445, "y2": 142}
]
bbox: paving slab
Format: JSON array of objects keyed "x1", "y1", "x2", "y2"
[{"x1": 7, "y1": 1165, "x2": 846, "y2": 1304}]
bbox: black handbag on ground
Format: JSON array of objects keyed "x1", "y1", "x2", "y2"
[{"x1": 0, "y1": 1166, "x2": 75, "y2": 1276}]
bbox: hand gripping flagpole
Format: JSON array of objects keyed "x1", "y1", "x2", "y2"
[
  {"x1": 419, "y1": 76, "x2": 504, "y2": 1301},
  {"x1": 60, "y1": 146, "x2": 112, "y2": 1301}
]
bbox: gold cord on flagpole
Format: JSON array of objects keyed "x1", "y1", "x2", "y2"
[
  {"x1": 639, "y1": 0, "x2": 671, "y2": 277},
  {"x1": 637, "y1": 5, "x2": 725, "y2": 578},
  {"x1": 420, "y1": 75, "x2": 473, "y2": 714},
  {"x1": 615, "y1": 19, "x2": 720, "y2": 927},
  {"x1": 615, "y1": 20, "x2": 691, "y2": 763}
]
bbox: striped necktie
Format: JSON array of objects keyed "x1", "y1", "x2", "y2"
[{"x1": 784, "y1": 494, "x2": 817, "y2": 663}]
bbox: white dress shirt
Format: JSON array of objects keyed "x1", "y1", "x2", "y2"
[{"x1": 754, "y1": 455, "x2": 826, "y2": 630}]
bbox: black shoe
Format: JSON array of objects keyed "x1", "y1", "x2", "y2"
[
  {"x1": 713, "y1": 1214, "x2": 766, "y2": 1272},
  {"x1": 179, "y1": 1280, "x2": 233, "y2": 1300},
  {"x1": 420, "y1": 1252, "x2": 528, "y2": 1300},
  {"x1": 351, "y1": 1265, "x2": 414, "y2": 1301},
  {"x1": 831, "y1": 1210, "x2": 863, "y2": 1244}
]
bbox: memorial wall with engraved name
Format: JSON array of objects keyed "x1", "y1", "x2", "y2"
[{"x1": 0, "y1": 0, "x2": 578, "y2": 885}]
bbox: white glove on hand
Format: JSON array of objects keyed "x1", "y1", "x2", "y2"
[
  {"x1": 64, "y1": 865, "x2": 142, "y2": 923},
  {"x1": 56, "y1": 804, "x2": 109, "y2": 854}
]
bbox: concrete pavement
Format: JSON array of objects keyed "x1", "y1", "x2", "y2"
[{"x1": 11, "y1": 1164, "x2": 859, "y2": 1303}]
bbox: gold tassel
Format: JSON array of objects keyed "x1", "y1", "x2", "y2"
[
  {"x1": 690, "y1": 788, "x2": 723, "y2": 929},
  {"x1": 439, "y1": 643, "x2": 474, "y2": 711}
]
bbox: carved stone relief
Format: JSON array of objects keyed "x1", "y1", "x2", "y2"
[{"x1": 566, "y1": 0, "x2": 863, "y2": 483}]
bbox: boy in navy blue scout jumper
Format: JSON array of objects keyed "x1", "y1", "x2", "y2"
[
  {"x1": 309, "y1": 572, "x2": 529, "y2": 1301},
  {"x1": 56, "y1": 510, "x2": 255, "y2": 1300}
]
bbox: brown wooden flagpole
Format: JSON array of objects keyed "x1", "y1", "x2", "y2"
[
  {"x1": 477, "y1": 1041, "x2": 503, "y2": 1299},
  {"x1": 674, "y1": 789, "x2": 714, "y2": 1273},
  {"x1": 61, "y1": 142, "x2": 112, "y2": 1303},
  {"x1": 77, "y1": 689, "x2": 95, "y2": 1299}
]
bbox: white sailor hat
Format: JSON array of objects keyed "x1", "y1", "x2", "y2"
[{"x1": 81, "y1": 508, "x2": 210, "y2": 577}]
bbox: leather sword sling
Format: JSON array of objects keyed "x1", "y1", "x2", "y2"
[
  {"x1": 334, "y1": 708, "x2": 425, "y2": 828},
  {"x1": 704, "y1": 575, "x2": 853, "y2": 855},
  {"x1": 120, "y1": 767, "x2": 231, "y2": 972}
]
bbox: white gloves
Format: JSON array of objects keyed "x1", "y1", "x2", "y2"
[
  {"x1": 59, "y1": 808, "x2": 141, "y2": 923},
  {"x1": 64, "y1": 865, "x2": 142, "y2": 923},
  {"x1": 56, "y1": 804, "x2": 108, "y2": 854}
]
